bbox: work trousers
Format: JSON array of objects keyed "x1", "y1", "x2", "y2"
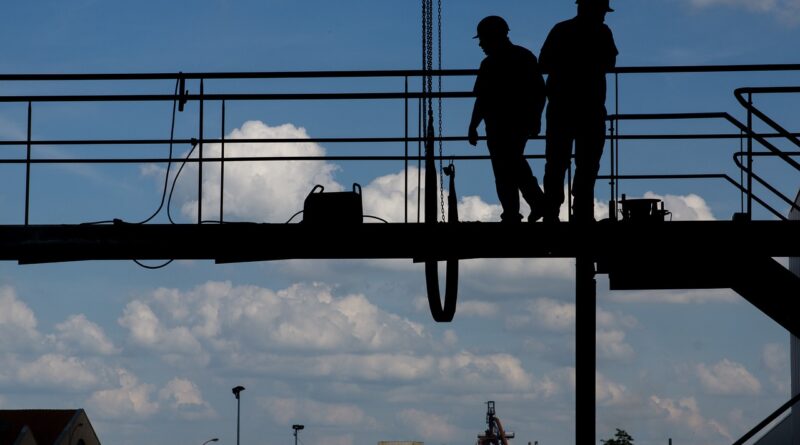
[
  {"x1": 486, "y1": 132, "x2": 544, "y2": 222},
  {"x1": 543, "y1": 106, "x2": 607, "y2": 220}
]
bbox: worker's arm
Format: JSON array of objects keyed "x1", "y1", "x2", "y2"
[
  {"x1": 468, "y1": 98, "x2": 483, "y2": 146},
  {"x1": 468, "y1": 63, "x2": 486, "y2": 146}
]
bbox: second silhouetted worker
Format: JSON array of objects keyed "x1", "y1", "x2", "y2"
[{"x1": 540, "y1": 0, "x2": 618, "y2": 222}]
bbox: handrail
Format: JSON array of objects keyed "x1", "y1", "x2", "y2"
[
  {"x1": 608, "y1": 111, "x2": 797, "y2": 219},
  {"x1": 2, "y1": 62, "x2": 800, "y2": 81},
  {"x1": 731, "y1": 392, "x2": 800, "y2": 445},
  {"x1": 2, "y1": 66, "x2": 799, "y2": 227},
  {"x1": 734, "y1": 86, "x2": 800, "y2": 172},
  {"x1": 733, "y1": 153, "x2": 800, "y2": 218}
]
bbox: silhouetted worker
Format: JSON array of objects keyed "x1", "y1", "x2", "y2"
[
  {"x1": 540, "y1": 0, "x2": 617, "y2": 222},
  {"x1": 468, "y1": 15, "x2": 546, "y2": 223}
]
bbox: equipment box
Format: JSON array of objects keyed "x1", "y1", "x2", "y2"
[{"x1": 302, "y1": 184, "x2": 363, "y2": 225}]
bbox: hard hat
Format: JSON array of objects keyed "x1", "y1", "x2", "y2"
[
  {"x1": 473, "y1": 16, "x2": 509, "y2": 39},
  {"x1": 576, "y1": 0, "x2": 614, "y2": 12}
]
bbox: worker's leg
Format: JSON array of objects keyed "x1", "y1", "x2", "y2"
[
  {"x1": 572, "y1": 116, "x2": 607, "y2": 221},
  {"x1": 508, "y1": 136, "x2": 545, "y2": 220},
  {"x1": 487, "y1": 137, "x2": 522, "y2": 222},
  {"x1": 543, "y1": 121, "x2": 574, "y2": 221}
]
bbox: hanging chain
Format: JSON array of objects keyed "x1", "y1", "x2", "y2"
[{"x1": 437, "y1": 0, "x2": 445, "y2": 223}]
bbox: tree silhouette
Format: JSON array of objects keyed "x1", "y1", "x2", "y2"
[{"x1": 601, "y1": 429, "x2": 634, "y2": 445}]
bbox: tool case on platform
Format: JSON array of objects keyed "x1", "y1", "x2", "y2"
[{"x1": 302, "y1": 183, "x2": 363, "y2": 225}]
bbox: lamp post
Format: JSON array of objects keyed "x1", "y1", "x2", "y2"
[
  {"x1": 293, "y1": 424, "x2": 304, "y2": 445},
  {"x1": 232, "y1": 386, "x2": 245, "y2": 445},
  {"x1": 202, "y1": 439, "x2": 219, "y2": 445}
]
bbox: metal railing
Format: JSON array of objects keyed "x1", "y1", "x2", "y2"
[{"x1": 1, "y1": 64, "x2": 799, "y2": 225}]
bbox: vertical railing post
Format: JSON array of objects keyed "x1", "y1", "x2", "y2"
[
  {"x1": 612, "y1": 72, "x2": 620, "y2": 220},
  {"x1": 405, "y1": 76, "x2": 409, "y2": 224},
  {"x1": 25, "y1": 101, "x2": 32, "y2": 226},
  {"x1": 746, "y1": 92, "x2": 753, "y2": 219},
  {"x1": 220, "y1": 100, "x2": 225, "y2": 224},
  {"x1": 198, "y1": 79, "x2": 204, "y2": 224}
]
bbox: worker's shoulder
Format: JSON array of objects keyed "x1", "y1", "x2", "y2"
[{"x1": 510, "y1": 43, "x2": 536, "y2": 58}]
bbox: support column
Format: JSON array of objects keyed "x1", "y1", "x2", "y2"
[{"x1": 576, "y1": 256, "x2": 596, "y2": 445}]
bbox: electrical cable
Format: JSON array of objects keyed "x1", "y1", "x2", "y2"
[
  {"x1": 285, "y1": 210, "x2": 304, "y2": 224},
  {"x1": 363, "y1": 214, "x2": 389, "y2": 223},
  {"x1": 133, "y1": 259, "x2": 174, "y2": 269},
  {"x1": 166, "y1": 138, "x2": 199, "y2": 224},
  {"x1": 135, "y1": 77, "x2": 180, "y2": 224}
]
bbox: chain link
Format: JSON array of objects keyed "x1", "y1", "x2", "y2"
[{"x1": 437, "y1": 0, "x2": 445, "y2": 223}]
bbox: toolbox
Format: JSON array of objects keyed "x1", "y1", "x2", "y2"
[{"x1": 302, "y1": 183, "x2": 363, "y2": 225}]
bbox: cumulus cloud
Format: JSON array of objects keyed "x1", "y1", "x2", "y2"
[
  {"x1": 597, "y1": 308, "x2": 639, "y2": 330},
  {"x1": 597, "y1": 329, "x2": 634, "y2": 360},
  {"x1": 263, "y1": 397, "x2": 377, "y2": 427},
  {"x1": 52, "y1": 314, "x2": 118, "y2": 355},
  {"x1": 15, "y1": 354, "x2": 102, "y2": 391},
  {"x1": 87, "y1": 369, "x2": 159, "y2": 419},
  {"x1": 137, "y1": 281, "x2": 427, "y2": 355},
  {"x1": 650, "y1": 395, "x2": 732, "y2": 440},
  {"x1": 527, "y1": 298, "x2": 575, "y2": 332},
  {"x1": 175, "y1": 120, "x2": 341, "y2": 223},
  {"x1": 0, "y1": 286, "x2": 42, "y2": 351},
  {"x1": 159, "y1": 378, "x2": 215, "y2": 419},
  {"x1": 397, "y1": 408, "x2": 458, "y2": 441},
  {"x1": 596, "y1": 373, "x2": 634, "y2": 407},
  {"x1": 640, "y1": 192, "x2": 715, "y2": 221},
  {"x1": 118, "y1": 300, "x2": 208, "y2": 365},
  {"x1": 506, "y1": 297, "x2": 576, "y2": 332},
  {"x1": 696, "y1": 359, "x2": 761, "y2": 395}
]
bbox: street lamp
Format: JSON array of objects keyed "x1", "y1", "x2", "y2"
[
  {"x1": 293, "y1": 424, "x2": 305, "y2": 445},
  {"x1": 232, "y1": 386, "x2": 245, "y2": 445},
  {"x1": 202, "y1": 439, "x2": 219, "y2": 445}
]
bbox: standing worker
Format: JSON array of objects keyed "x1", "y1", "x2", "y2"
[
  {"x1": 468, "y1": 15, "x2": 547, "y2": 223},
  {"x1": 540, "y1": 0, "x2": 618, "y2": 222}
]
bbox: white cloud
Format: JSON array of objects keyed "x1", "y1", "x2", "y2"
[
  {"x1": 597, "y1": 329, "x2": 634, "y2": 360},
  {"x1": 608, "y1": 288, "x2": 739, "y2": 304},
  {"x1": 641, "y1": 192, "x2": 715, "y2": 221},
  {"x1": 596, "y1": 373, "x2": 633, "y2": 407},
  {"x1": 437, "y1": 351, "x2": 533, "y2": 391},
  {"x1": 15, "y1": 353, "x2": 102, "y2": 391},
  {"x1": 135, "y1": 281, "x2": 428, "y2": 355},
  {"x1": 696, "y1": 359, "x2": 762, "y2": 395},
  {"x1": 597, "y1": 308, "x2": 639, "y2": 330},
  {"x1": 52, "y1": 314, "x2": 118, "y2": 355},
  {"x1": 506, "y1": 298, "x2": 574, "y2": 331},
  {"x1": 263, "y1": 397, "x2": 377, "y2": 427},
  {"x1": 650, "y1": 395, "x2": 732, "y2": 440},
  {"x1": 87, "y1": 369, "x2": 159, "y2": 419},
  {"x1": 118, "y1": 300, "x2": 208, "y2": 365},
  {"x1": 177, "y1": 120, "x2": 341, "y2": 223},
  {"x1": 159, "y1": 378, "x2": 215, "y2": 419},
  {"x1": 397, "y1": 408, "x2": 458, "y2": 441},
  {"x1": 0, "y1": 286, "x2": 42, "y2": 351}
]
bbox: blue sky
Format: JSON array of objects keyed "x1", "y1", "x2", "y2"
[{"x1": 1, "y1": 1, "x2": 799, "y2": 445}]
